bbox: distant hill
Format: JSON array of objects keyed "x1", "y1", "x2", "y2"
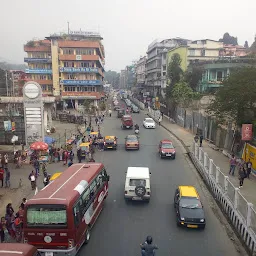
[{"x1": 0, "y1": 62, "x2": 27, "y2": 71}]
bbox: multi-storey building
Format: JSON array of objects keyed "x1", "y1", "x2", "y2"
[
  {"x1": 136, "y1": 56, "x2": 147, "y2": 87},
  {"x1": 145, "y1": 38, "x2": 190, "y2": 96},
  {"x1": 120, "y1": 70, "x2": 126, "y2": 89},
  {"x1": 24, "y1": 31, "x2": 105, "y2": 109}
]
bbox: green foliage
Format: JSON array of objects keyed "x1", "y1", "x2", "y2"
[
  {"x1": 172, "y1": 81, "x2": 201, "y2": 108},
  {"x1": 167, "y1": 53, "x2": 183, "y2": 87},
  {"x1": 99, "y1": 102, "x2": 106, "y2": 111},
  {"x1": 26, "y1": 40, "x2": 35, "y2": 47},
  {"x1": 220, "y1": 32, "x2": 238, "y2": 46},
  {"x1": 83, "y1": 99, "x2": 94, "y2": 114},
  {"x1": 207, "y1": 67, "x2": 256, "y2": 125},
  {"x1": 185, "y1": 66, "x2": 204, "y2": 91}
]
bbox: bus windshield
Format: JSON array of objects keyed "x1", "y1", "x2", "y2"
[{"x1": 27, "y1": 205, "x2": 67, "y2": 227}]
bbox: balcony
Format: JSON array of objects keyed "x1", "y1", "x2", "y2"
[
  {"x1": 60, "y1": 80, "x2": 103, "y2": 86},
  {"x1": 24, "y1": 58, "x2": 52, "y2": 63},
  {"x1": 61, "y1": 91, "x2": 102, "y2": 100},
  {"x1": 26, "y1": 69, "x2": 52, "y2": 74},
  {"x1": 59, "y1": 54, "x2": 100, "y2": 61}
]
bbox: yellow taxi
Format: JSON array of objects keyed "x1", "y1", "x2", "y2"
[
  {"x1": 79, "y1": 142, "x2": 90, "y2": 158},
  {"x1": 174, "y1": 186, "x2": 205, "y2": 229},
  {"x1": 104, "y1": 136, "x2": 117, "y2": 150}
]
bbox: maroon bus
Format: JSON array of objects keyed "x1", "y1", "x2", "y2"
[{"x1": 23, "y1": 163, "x2": 110, "y2": 256}]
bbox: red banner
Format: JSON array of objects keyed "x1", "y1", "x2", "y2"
[{"x1": 242, "y1": 124, "x2": 253, "y2": 141}]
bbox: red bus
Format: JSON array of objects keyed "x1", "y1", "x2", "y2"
[
  {"x1": 0, "y1": 244, "x2": 39, "y2": 256},
  {"x1": 23, "y1": 163, "x2": 110, "y2": 256}
]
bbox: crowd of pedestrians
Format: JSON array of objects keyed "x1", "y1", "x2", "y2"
[
  {"x1": 0, "y1": 198, "x2": 26, "y2": 243},
  {"x1": 229, "y1": 154, "x2": 253, "y2": 188}
]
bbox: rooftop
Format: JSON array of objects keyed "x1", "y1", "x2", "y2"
[
  {"x1": 126, "y1": 167, "x2": 150, "y2": 178},
  {"x1": 179, "y1": 186, "x2": 199, "y2": 198}
]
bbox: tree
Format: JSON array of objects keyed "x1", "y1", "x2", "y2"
[
  {"x1": 99, "y1": 102, "x2": 106, "y2": 112},
  {"x1": 244, "y1": 41, "x2": 249, "y2": 48},
  {"x1": 219, "y1": 33, "x2": 238, "y2": 45},
  {"x1": 171, "y1": 81, "x2": 201, "y2": 108},
  {"x1": 105, "y1": 70, "x2": 120, "y2": 88},
  {"x1": 184, "y1": 66, "x2": 204, "y2": 91},
  {"x1": 207, "y1": 67, "x2": 256, "y2": 126},
  {"x1": 83, "y1": 99, "x2": 94, "y2": 114},
  {"x1": 167, "y1": 53, "x2": 183, "y2": 87}
]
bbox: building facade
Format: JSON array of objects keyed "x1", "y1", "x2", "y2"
[
  {"x1": 190, "y1": 59, "x2": 253, "y2": 92},
  {"x1": 24, "y1": 31, "x2": 105, "y2": 109},
  {"x1": 136, "y1": 56, "x2": 147, "y2": 87},
  {"x1": 145, "y1": 38, "x2": 190, "y2": 96},
  {"x1": 187, "y1": 39, "x2": 224, "y2": 63},
  {"x1": 120, "y1": 70, "x2": 126, "y2": 89},
  {"x1": 222, "y1": 44, "x2": 247, "y2": 57}
]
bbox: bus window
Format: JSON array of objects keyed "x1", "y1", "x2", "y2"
[
  {"x1": 80, "y1": 189, "x2": 90, "y2": 214},
  {"x1": 73, "y1": 205, "x2": 80, "y2": 227},
  {"x1": 96, "y1": 174, "x2": 103, "y2": 189},
  {"x1": 90, "y1": 180, "x2": 97, "y2": 198}
]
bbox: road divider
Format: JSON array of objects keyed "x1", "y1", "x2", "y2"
[
  {"x1": 147, "y1": 108, "x2": 256, "y2": 255},
  {"x1": 130, "y1": 97, "x2": 145, "y2": 110}
]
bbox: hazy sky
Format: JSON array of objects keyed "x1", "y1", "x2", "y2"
[{"x1": 1, "y1": 0, "x2": 255, "y2": 72}]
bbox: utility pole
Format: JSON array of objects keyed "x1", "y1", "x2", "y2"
[
  {"x1": 5, "y1": 71, "x2": 8, "y2": 96},
  {"x1": 67, "y1": 22, "x2": 70, "y2": 34}
]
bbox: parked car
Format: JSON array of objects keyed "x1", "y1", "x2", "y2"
[
  {"x1": 143, "y1": 118, "x2": 156, "y2": 129},
  {"x1": 174, "y1": 186, "x2": 206, "y2": 229},
  {"x1": 121, "y1": 115, "x2": 133, "y2": 129}
]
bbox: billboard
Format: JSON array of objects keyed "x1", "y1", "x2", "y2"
[
  {"x1": 23, "y1": 81, "x2": 44, "y2": 145},
  {"x1": 242, "y1": 124, "x2": 253, "y2": 141}
]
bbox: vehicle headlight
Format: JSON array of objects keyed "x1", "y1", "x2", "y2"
[
  {"x1": 162, "y1": 151, "x2": 165, "y2": 154},
  {"x1": 200, "y1": 219, "x2": 205, "y2": 222},
  {"x1": 180, "y1": 217, "x2": 185, "y2": 221}
]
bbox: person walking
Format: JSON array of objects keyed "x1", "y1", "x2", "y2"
[
  {"x1": 0, "y1": 167, "x2": 4, "y2": 187},
  {"x1": 239, "y1": 165, "x2": 246, "y2": 188},
  {"x1": 229, "y1": 154, "x2": 237, "y2": 176},
  {"x1": 33, "y1": 158, "x2": 40, "y2": 177},
  {"x1": 5, "y1": 168, "x2": 10, "y2": 188},
  {"x1": 158, "y1": 115, "x2": 162, "y2": 126},
  {"x1": 28, "y1": 170, "x2": 36, "y2": 190},
  {"x1": 246, "y1": 159, "x2": 252, "y2": 179},
  {"x1": 108, "y1": 109, "x2": 112, "y2": 117}
]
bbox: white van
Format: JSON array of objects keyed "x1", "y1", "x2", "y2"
[{"x1": 124, "y1": 167, "x2": 151, "y2": 202}]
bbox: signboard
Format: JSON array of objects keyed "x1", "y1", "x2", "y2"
[
  {"x1": 59, "y1": 67, "x2": 98, "y2": 73},
  {"x1": 4, "y1": 121, "x2": 11, "y2": 131},
  {"x1": 69, "y1": 31, "x2": 101, "y2": 37},
  {"x1": 76, "y1": 55, "x2": 82, "y2": 60},
  {"x1": 242, "y1": 143, "x2": 256, "y2": 175},
  {"x1": 60, "y1": 80, "x2": 102, "y2": 86},
  {"x1": 25, "y1": 69, "x2": 52, "y2": 74},
  {"x1": 23, "y1": 81, "x2": 44, "y2": 145},
  {"x1": 242, "y1": 124, "x2": 253, "y2": 141}
]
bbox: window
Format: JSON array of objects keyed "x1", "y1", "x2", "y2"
[
  {"x1": 64, "y1": 62, "x2": 69, "y2": 67},
  {"x1": 27, "y1": 205, "x2": 67, "y2": 227},
  {"x1": 189, "y1": 50, "x2": 195, "y2": 56},
  {"x1": 217, "y1": 71, "x2": 223, "y2": 81},
  {"x1": 201, "y1": 49, "x2": 205, "y2": 56},
  {"x1": 73, "y1": 205, "x2": 81, "y2": 227},
  {"x1": 129, "y1": 179, "x2": 146, "y2": 186},
  {"x1": 63, "y1": 48, "x2": 74, "y2": 55},
  {"x1": 68, "y1": 74, "x2": 75, "y2": 79},
  {"x1": 90, "y1": 180, "x2": 97, "y2": 198}
]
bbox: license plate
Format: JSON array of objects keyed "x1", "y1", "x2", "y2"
[
  {"x1": 45, "y1": 253, "x2": 53, "y2": 256},
  {"x1": 132, "y1": 197, "x2": 142, "y2": 200},
  {"x1": 107, "y1": 147, "x2": 112, "y2": 148},
  {"x1": 166, "y1": 154, "x2": 172, "y2": 156},
  {"x1": 187, "y1": 224, "x2": 198, "y2": 228},
  {"x1": 126, "y1": 126, "x2": 129, "y2": 128}
]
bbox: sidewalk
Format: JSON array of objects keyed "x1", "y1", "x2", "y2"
[{"x1": 145, "y1": 109, "x2": 256, "y2": 206}]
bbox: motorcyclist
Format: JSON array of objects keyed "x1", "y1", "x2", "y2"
[
  {"x1": 140, "y1": 236, "x2": 158, "y2": 256},
  {"x1": 135, "y1": 124, "x2": 139, "y2": 130}
]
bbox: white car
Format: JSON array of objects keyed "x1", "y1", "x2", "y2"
[
  {"x1": 143, "y1": 118, "x2": 156, "y2": 129},
  {"x1": 124, "y1": 167, "x2": 151, "y2": 202}
]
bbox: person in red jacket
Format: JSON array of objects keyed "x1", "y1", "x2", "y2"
[{"x1": 0, "y1": 168, "x2": 4, "y2": 187}]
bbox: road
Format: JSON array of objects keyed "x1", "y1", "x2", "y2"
[{"x1": 77, "y1": 107, "x2": 244, "y2": 256}]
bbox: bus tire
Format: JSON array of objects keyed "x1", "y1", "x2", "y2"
[{"x1": 85, "y1": 228, "x2": 91, "y2": 244}]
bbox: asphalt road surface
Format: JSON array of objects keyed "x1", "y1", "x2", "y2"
[{"x1": 77, "y1": 109, "x2": 243, "y2": 256}]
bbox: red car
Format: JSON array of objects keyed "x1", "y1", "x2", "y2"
[
  {"x1": 121, "y1": 115, "x2": 133, "y2": 129},
  {"x1": 159, "y1": 140, "x2": 176, "y2": 159}
]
